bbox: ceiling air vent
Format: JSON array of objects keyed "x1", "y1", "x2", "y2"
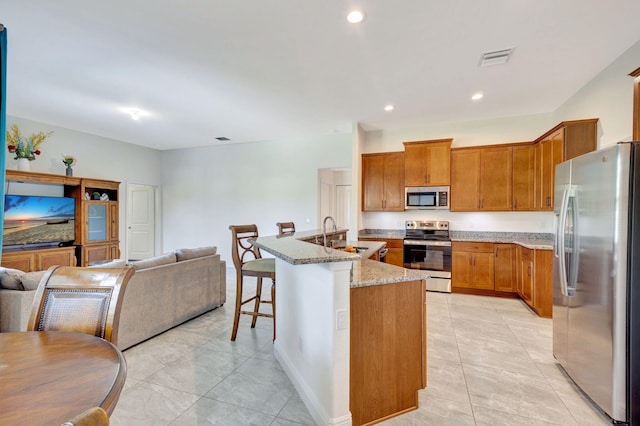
[
  {"x1": 215, "y1": 137, "x2": 230, "y2": 141},
  {"x1": 479, "y1": 48, "x2": 513, "y2": 67}
]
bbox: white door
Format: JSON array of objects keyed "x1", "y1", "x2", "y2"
[
  {"x1": 127, "y1": 183, "x2": 156, "y2": 261},
  {"x1": 335, "y1": 185, "x2": 352, "y2": 229}
]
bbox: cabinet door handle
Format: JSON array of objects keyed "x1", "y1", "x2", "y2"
[{"x1": 426, "y1": 174, "x2": 430, "y2": 184}]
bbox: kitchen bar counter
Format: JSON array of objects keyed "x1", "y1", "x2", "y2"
[{"x1": 251, "y1": 228, "x2": 427, "y2": 425}]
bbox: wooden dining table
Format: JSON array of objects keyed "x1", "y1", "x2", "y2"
[{"x1": 0, "y1": 331, "x2": 127, "y2": 425}]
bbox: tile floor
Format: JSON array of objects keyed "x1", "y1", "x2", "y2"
[{"x1": 110, "y1": 274, "x2": 612, "y2": 425}]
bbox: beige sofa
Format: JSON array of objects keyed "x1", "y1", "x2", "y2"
[{"x1": 0, "y1": 246, "x2": 226, "y2": 350}]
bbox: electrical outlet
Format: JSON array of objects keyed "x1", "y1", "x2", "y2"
[{"x1": 336, "y1": 309, "x2": 347, "y2": 330}]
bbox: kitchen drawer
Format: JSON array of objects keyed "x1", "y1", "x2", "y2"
[{"x1": 452, "y1": 241, "x2": 494, "y2": 253}]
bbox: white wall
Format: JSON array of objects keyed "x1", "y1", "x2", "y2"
[
  {"x1": 4, "y1": 116, "x2": 163, "y2": 256},
  {"x1": 361, "y1": 38, "x2": 640, "y2": 233},
  {"x1": 554, "y1": 39, "x2": 640, "y2": 148},
  {"x1": 160, "y1": 132, "x2": 352, "y2": 263}
]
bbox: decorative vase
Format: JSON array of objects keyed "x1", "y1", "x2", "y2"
[
  {"x1": 17, "y1": 158, "x2": 30, "y2": 171},
  {"x1": 66, "y1": 166, "x2": 73, "y2": 177}
]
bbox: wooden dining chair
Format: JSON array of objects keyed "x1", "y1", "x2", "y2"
[
  {"x1": 61, "y1": 406, "x2": 110, "y2": 426},
  {"x1": 229, "y1": 225, "x2": 276, "y2": 341},
  {"x1": 27, "y1": 266, "x2": 135, "y2": 346},
  {"x1": 276, "y1": 221, "x2": 295, "y2": 236}
]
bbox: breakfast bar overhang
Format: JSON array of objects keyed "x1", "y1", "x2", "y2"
[{"x1": 252, "y1": 230, "x2": 429, "y2": 426}]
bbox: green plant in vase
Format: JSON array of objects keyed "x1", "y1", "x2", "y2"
[
  {"x1": 6, "y1": 124, "x2": 52, "y2": 160},
  {"x1": 62, "y1": 155, "x2": 76, "y2": 176}
]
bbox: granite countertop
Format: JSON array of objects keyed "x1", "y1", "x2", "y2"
[
  {"x1": 358, "y1": 229, "x2": 405, "y2": 240},
  {"x1": 450, "y1": 231, "x2": 554, "y2": 250},
  {"x1": 251, "y1": 229, "x2": 385, "y2": 265},
  {"x1": 358, "y1": 228, "x2": 554, "y2": 249},
  {"x1": 350, "y1": 259, "x2": 430, "y2": 288}
]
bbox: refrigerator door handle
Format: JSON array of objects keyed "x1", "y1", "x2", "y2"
[
  {"x1": 557, "y1": 187, "x2": 570, "y2": 296},
  {"x1": 566, "y1": 188, "x2": 578, "y2": 294}
]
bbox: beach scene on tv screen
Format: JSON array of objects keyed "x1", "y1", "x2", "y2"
[{"x1": 3, "y1": 195, "x2": 75, "y2": 246}]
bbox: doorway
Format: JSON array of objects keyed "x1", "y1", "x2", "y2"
[
  {"x1": 126, "y1": 183, "x2": 157, "y2": 261},
  {"x1": 318, "y1": 168, "x2": 352, "y2": 230}
]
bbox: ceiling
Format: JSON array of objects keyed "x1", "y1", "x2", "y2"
[{"x1": 2, "y1": 1, "x2": 640, "y2": 151}]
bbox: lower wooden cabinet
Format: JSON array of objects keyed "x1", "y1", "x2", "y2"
[
  {"x1": 494, "y1": 244, "x2": 516, "y2": 292},
  {"x1": 452, "y1": 242, "x2": 495, "y2": 290},
  {"x1": 350, "y1": 279, "x2": 426, "y2": 425},
  {"x1": 1, "y1": 246, "x2": 77, "y2": 272},
  {"x1": 452, "y1": 242, "x2": 552, "y2": 317},
  {"x1": 82, "y1": 244, "x2": 111, "y2": 266},
  {"x1": 516, "y1": 246, "x2": 553, "y2": 318},
  {"x1": 359, "y1": 237, "x2": 404, "y2": 267}
]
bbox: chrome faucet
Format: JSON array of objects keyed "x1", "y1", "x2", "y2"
[{"x1": 322, "y1": 216, "x2": 337, "y2": 248}]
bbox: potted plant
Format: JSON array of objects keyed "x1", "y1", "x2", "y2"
[{"x1": 92, "y1": 191, "x2": 101, "y2": 200}]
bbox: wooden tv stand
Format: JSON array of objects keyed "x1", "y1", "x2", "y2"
[
  {"x1": 2, "y1": 170, "x2": 120, "y2": 270},
  {"x1": 2, "y1": 246, "x2": 77, "y2": 272}
]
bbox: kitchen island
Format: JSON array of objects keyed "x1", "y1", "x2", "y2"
[{"x1": 252, "y1": 230, "x2": 429, "y2": 426}]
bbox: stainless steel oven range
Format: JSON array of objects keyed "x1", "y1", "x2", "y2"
[{"x1": 404, "y1": 220, "x2": 452, "y2": 293}]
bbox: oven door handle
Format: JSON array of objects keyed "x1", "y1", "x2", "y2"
[{"x1": 403, "y1": 240, "x2": 451, "y2": 247}]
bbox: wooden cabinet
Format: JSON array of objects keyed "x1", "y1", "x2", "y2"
[
  {"x1": 516, "y1": 246, "x2": 534, "y2": 303},
  {"x1": 3, "y1": 170, "x2": 121, "y2": 269},
  {"x1": 359, "y1": 237, "x2": 403, "y2": 267},
  {"x1": 451, "y1": 146, "x2": 512, "y2": 211},
  {"x1": 403, "y1": 139, "x2": 451, "y2": 186},
  {"x1": 1, "y1": 247, "x2": 76, "y2": 272},
  {"x1": 70, "y1": 179, "x2": 120, "y2": 266},
  {"x1": 516, "y1": 246, "x2": 553, "y2": 317},
  {"x1": 452, "y1": 242, "x2": 495, "y2": 290},
  {"x1": 535, "y1": 119, "x2": 598, "y2": 211},
  {"x1": 537, "y1": 129, "x2": 563, "y2": 210},
  {"x1": 512, "y1": 145, "x2": 536, "y2": 211},
  {"x1": 362, "y1": 152, "x2": 405, "y2": 211},
  {"x1": 450, "y1": 149, "x2": 480, "y2": 211},
  {"x1": 480, "y1": 146, "x2": 513, "y2": 210},
  {"x1": 350, "y1": 279, "x2": 426, "y2": 425},
  {"x1": 494, "y1": 244, "x2": 516, "y2": 292}
]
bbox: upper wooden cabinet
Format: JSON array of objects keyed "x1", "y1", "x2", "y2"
[
  {"x1": 534, "y1": 119, "x2": 598, "y2": 210},
  {"x1": 403, "y1": 139, "x2": 452, "y2": 186},
  {"x1": 451, "y1": 146, "x2": 512, "y2": 211},
  {"x1": 362, "y1": 152, "x2": 405, "y2": 212},
  {"x1": 512, "y1": 145, "x2": 536, "y2": 211}
]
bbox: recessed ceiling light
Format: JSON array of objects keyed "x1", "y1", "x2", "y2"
[
  {"x1": 122, "y1": 107, "x2": 148, "y2": 121},
  {"x1": 471, "y1": 93, "x2": 484, "y2": 101},
  {"x1": 384, "y1": 105, "x2": 394, "y2": 112},
  {"x1": 347, "y1": 10, "x2": 366, "y2": 24}
]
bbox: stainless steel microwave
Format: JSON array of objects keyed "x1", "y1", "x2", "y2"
[{"x1": 405, "y1": 186, "x2": 450, "y2": 210}]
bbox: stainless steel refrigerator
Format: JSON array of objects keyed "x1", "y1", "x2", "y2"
[{"x1": 554, "y1": 142, "x2": 639, "y2": 425}]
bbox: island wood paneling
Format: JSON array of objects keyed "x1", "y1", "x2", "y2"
[{"x1": 350, "y1": 279, "x2": 426, "y2": 426}]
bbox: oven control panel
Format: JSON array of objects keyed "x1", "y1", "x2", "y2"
[{"x1": 405, "y1": 220, "x2": 449, "y2": 231}]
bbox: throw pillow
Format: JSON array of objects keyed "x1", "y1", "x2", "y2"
[
  {"x1": 128, "y1": 252, "x2": 176, "y2": 270},
  {"x1": 175, "y1": 246, "x2": 217, "y2": 261},
  {"x1": 22, "y1": 270, "x2": 47, "y2": 291},
  {"x1": 0, "y1": 267, "x2": 25, "y2": 290}
]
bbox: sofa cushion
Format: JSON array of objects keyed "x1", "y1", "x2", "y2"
[
  {"x1": 129, "y1": 252, "x2": 176, "y2": 270},
  {"x1": 0, "y1": 267, "x2": 25, "y2": 290},
  {"x1": 89, "y1": 259, "x2": 127, "y2": 268},
  {"x1": 22, "y1": 271, "x2": 47, "y2": 291},
  {"x1": 175, "y1": 246, "x2": 217, "y2": 261}
]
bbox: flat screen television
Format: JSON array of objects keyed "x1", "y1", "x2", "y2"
[{"x1": 3, "y1": 195, "x2": 76, "y2": 248}]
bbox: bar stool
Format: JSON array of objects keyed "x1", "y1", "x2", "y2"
[
  {"x1": 229, "y1": 224, "x2": 276, "y2": 341},
  {"x1": 276, "y1": 221, "x2": 295, "y2": 236}
]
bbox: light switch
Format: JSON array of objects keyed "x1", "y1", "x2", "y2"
[{"x1": 336, "y1": 309, "x2": 347, "y2": 330}]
